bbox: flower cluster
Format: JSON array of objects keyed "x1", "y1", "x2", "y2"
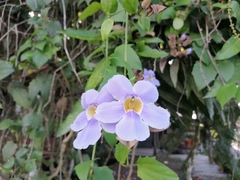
[{"x1": 70, "y1": 75, "x2": 170, "y2": 149}]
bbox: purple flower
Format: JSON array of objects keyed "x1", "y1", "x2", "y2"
[
  {"x1": 70, "y1": 85, "x2": 116, "y2": 149},
  {"x1": 95, "y1": 75, "x2": 170, "y2": 142},
  {"x1": 142, "y1": 68, "x2": 160, "y2": 87},
  {"x1": 186, "y1": 48, "x2": 193, "y2": 55},
  {"x1": 180, "y1": 33, "x2": 187, "y2": 41}
]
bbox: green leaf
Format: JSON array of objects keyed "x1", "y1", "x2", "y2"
[
  {"x1": 20, "y1": 50, "x2": 34, "y2": 61},
  {"x1": 11, "y1": 87, "x2": 31, "y2": 109},
  {"x1": 137, "y1": 157, "x2": 179, "y2": 180},
  {"x1": 16, "y1": 147, "x2": 29, "y2": 158},
  {"x1": 24, "y1": 159, "x2": 37, "y2": 172},
  {"x1": 47, "y1": 20, "x2": 62, "y2": 37},
  {"x1": 173, "y1": 17, "x2": 184, "y2": 30},
  {"x1": 215, "y1": 36, "x2": 240, "y2": 60},
  {"x1": 157, "y1": 6, "x2": 176, "y2": 23},
  {"x1": 170, "y1": 59, "x2": 179, "y2": 88},
  {"x1": 93, "y1": 166, "x2": 114, "y2": 180},
  {"x1": 60, "y1": 28, "x2": 99, "y2": 41},
  {"x1": 16, "y1": 39, "x2": 32, "y2": 57},
  {"x1": 137, "y1": 45, "x2": 169, "y2": 58},
  {"x1": 0, "y1": 60, "x2": 14, "y2": 80},
  {"x1": 85, "y1": 59, "x2": 110, "y2": 91},
  {"x1": 31, "y1": 112, "x2": 43, "y2": 129},
  {"x1": 175, "y1": 0, "x2": 192, "y2": 7},
  {"x1": 26, "y1": 0, "x2": 45, "y2": 11},
  {"x1": 134, "y1": 37, "x2": 164, "y2": 44},
  {"x1": 74, "y1": 161, "x2": 92, "y2": 180},
  {"x1": 192, "y1": 42, "x2": 210, "y2": 65},
  {"x1": 235, "y1": 86, "x2": 240, "y2": 102},
  {"x1": 32, "y1": 50, "x2": 49, "y2": 68},
  {"x1": 204, "y1": 78, "x2": 222, "y2": 98},
  {"x1": 83, "y1": 45, "x2": 104, "y2": 70},
  {"x1": 192, "y1": 61, "x2": 217, "y2": 91},
  {"x1": 138, "y1": 17, "x2": 150, "y2": 32},
  {"x1": 101, "y1": 18, "x2": 114, "y2": 41},
  {"x1": 35, "y1": 40, "x2": 47, "y2": 51},
  {"x1": 78, "y1": 2, "x2": 101, "y2": 20},
  {"x1": 111, "y1": 2, "x2": 126, "y2": 22},
  {"x1": 103, "y1": 131, "x2": 117, "y2": 148},
  {"x1": 101, "y1": 0, "x2": 118, "y2": 15},
  {"x1": 114, "y1": 143, "x2": 131, "y2": 165},
  {"x1": 2, "y1": 141, "x2": 17, "y2": 162},
  {"x1": 22, "y1": 112, "x2": 35, "y2": 126},
  {"x1": 110, "y1": 44, "x2": 142, "y2": 70},
  {"x1": 217, "y1": 60, "x2": 234, "y2": 82},
  {"x1": 0, "y1": 119, "x2": 13, "y2": 130},
  {"x1": 56, "y1": 101, "x2": 83, "y2": 137},
  {"x1": 216, "y1": 83, "x2": 237, "y2": 108},
  {"x1": 122, "y1": 0, "x2": 139, "y2": 14},
  {"x1": 205, "y1": 98, "x2": 214, "y2": 120},
  {"x1": 3, "y1": 157, "x2": 15, "y2": 169}
]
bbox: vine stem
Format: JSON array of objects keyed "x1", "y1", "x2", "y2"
[
  {"x1": 105, "y1": 37, "x2": 109, "y2": 61},
  {"x1": 89, "y1": 143, "x2": 97, "y2": 179},
  {"x1": 124, "y1": 12, "x2": 128, "y2": 76}
]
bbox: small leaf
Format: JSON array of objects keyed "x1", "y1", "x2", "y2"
[
  {"x1": 3, "y1": 157, "x2": 15, "y2": 169},
  {"x1": 175, "y1": 0, "x2": 192, "y2": 7},
  {"x1": 101, "y1": 18, "x2": 114, "y2": 41},
  {"x1": 78, "y1": 2, "x2": 101, "y2": 20},
  {"x1": 138, "y1": 16, "x2": 150, "y2": 32},
  {"x1": 114, "y1": 143, "x2": 131, "y2": 165},
  {"x1": 173, "y1": 17, "x2": 184, "y2": 30},
  {"x1": 157, "y1": 6, "x2": 176, "y2": 23},
  {"x1": 24, "y1": 159, "x2": 37, "y2": 172},
  {"x1": 215, "y1": 36, "x2": 240, "y2": 60},
  {"x1": 0, "y1": 119, "x2": 13, "y2": 130},
  {"x1": 17, "y1": 39, "x2": 32, "y2": 58},
  {"x1": 103, "y1": 131, "x2": 117, "y2": 148},
  {"x1": 170, "y1": 59, "x2": 179, "y2": 88},
  {"x1": 26, "y1": 0, "x2": 45, "y2": 11},
  {"x1": 101, "y1": 0, "x2": 118, "y2": 15},
  {"x1": 60, "y1": 28, "x2": 99, "y2": 41},
  {"x1": 56, "y1": 101, "x2": 83, "y2": 137},
  {"x1": 93, "y1": 166, "x2": 114, "y2": 180},
  {"x1": 0, "y1": 60, "x2": 14, "y2": 80},
  {"x1": 32, "y1": 50, "x2": 49, "y2": 68},
  {"x1": 122, "y1": 0, "x2": 139, "y2": 14},
  {"x1": 74, "y1": 161, "x2": 92, "y2": 180},
  {"x1": 10, "y1": 87, "x2": 31, "y2": 109},
  {"x1": 35, "y1": 40, "x2": 47, "y2": 51},
  {"x1": 216, "y1": 83, "x2": 237, "y2": 108},
  {"x1": 31, "y1": 112, "x2": 43, "y2": 129},
  {"x1": 16, "y1": 147, "x2": 29, "y2": 158},
  {"x1": 137, "y1": 45, "x2": 169, "y2": 58},
  {"x1": 2, "y1": 141, "x2": 17, "y2": 162},
  {"x1": 20, "y1": 50, "x2": 34, "y2": 61},
  {"x1": 137, "y1": 157, "x2": 179, "y2": 180}
]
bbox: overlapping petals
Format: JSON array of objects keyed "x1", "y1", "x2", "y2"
[{"x1": 142, "y1": 68, "x2": 160, "y2": 87}]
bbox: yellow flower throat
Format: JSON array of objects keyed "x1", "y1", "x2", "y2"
[{"x1": 124, "y1": 96, "x2": 143, "y2": 114}]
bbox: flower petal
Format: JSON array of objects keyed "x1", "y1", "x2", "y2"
[
  {"x1": 73, "y1": 119, "x2": 102, "y2": 149},
  {"x1": 95, "y1": 84, "x2": 115, "y2": 104},
  {"x1": 140, "y1": 103, "x2": 170, "y2": 130},
  {"x1": 116, "y1": 111, "x2": 150, "y2": 141},
  {"x1": 107, "y1": 75, "x2": 134, "y2": 100},
  {"x1": 152, "y1": 78, "x2": 160, "y2": 87},
  {"x1": 101, "y1": 122, "x2": 117, "y2": 133},
  {"x1": 70, "y1": 111, "x2": 88, "y2": 132},
  {"x1": 133, "y1": 81, "x2": 158, "y2": 103},
  {"x1": 81, "y1": 90, "x2": 99, "y2": 109},
  {"x1": 95, "y1": 101, "x2": 124, "y2": 123}
]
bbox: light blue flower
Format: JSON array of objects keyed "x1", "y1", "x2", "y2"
[
  {"x1": 70, "y1": 85, "x2": 116, "y2": 149},
  {"x1": 95, "y1": 75, "x2": 170, "y2": 142},
  {"x1": 143, "y1": 68, "x2": 160, "y2": 87}
]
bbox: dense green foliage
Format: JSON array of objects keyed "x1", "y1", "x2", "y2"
[{"x1": 1, "y1": 0, "x2": 240, "y2": 179}]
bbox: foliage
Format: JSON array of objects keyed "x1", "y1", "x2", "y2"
[{"x1": 0, "y1": 0, "x2": 240, "y2": 179}]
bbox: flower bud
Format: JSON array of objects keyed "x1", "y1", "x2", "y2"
[{"x1": 141, "y1": 0, "x2": 152, "y2": 10}]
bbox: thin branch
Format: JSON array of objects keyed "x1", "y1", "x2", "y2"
[{"x1": 126, "y1": 142, "x2": 138, "y2": 180}]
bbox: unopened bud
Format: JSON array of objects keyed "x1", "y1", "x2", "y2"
[
  {"x1": 186, "y1": 48, "x2": 193, "y2": 54},
  {"x1": 141, "y1": 0, "x2": 152, "y2": 10},
  {"x1": 180, "y1": 33, "x2": 187, "y2": 41}
]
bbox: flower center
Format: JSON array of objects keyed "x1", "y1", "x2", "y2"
[
  {"x1": 148, "y1": 75, "x2": 153, "y2": 80},
  {"x1": 86, "y1": 105, "x2": 97, "y2": 120},
  {"x1": 123, "y1": 96, "x2": 143, "y2": 114}
]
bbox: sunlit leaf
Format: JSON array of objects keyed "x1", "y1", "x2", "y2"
[
  {"x1": 103, "y1": 131, "x2": 117, "y2": 148},
  {"x1": 0, "y1": 60, "x2": 14, "y2": 80},
  {"x1": 173, "y1": 17, "x2": 184, "y2": 30},
  {"x1": 101, "y1": 18, "x2": 114, "y2": 41},
  {"x1": 101, "y1": 0, "x2": 118, "y2": 15},
  {"x1": 122, "y1": 0, "x2": 139, "y2": 14},
  {"x1": 138, "y1": 16, "x2": 150, "y2": 32},
  {"x1": 78, "y1": 2, "x2": 101, "y2": 20},
  {"x1": 75, "y1": 161, "x2": 92, "y2": 180},
  {"x1": 137, "y1": 157, "x2": 179, "y2": 180},
  {"x1": 235, "y1": 86, "x2": 240, "y2": 102},
  {"x1": 114, "y1": 143, "x2": 131, "y2": 165},
  {"x1": 93, "y1": 166, "x2": 114, "y2": 180},
  {"x1": 216, "y1": 83, "x2": 237, "y2": 108},
  {"x1": 175, "y1": 0, "x2": 192, "y2": 7}
]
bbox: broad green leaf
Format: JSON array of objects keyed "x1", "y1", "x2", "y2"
[
  {"x1": 137, "y1": 157, "x2": 179, "y2": 180},
  {"x1": 0, "y1": 60, "x2": 14, "y2": 80},
  {"x1": 204, "y1": 78, "x2": 222, "y2": 98},
  {"x1": 11, "y1": 87, "x2": 31, "y2": 109},
  {"x1": 215, "y1": 36, "x2": 240, "y2": 60},
  {"x1": 114, "y1": 143, "x2": 131, "y2": 165},
  {"x1": 101, "y1": 18, "x2": 114, "y2": 41},
  {"x1": 157, "y1": 6, "x2": 176, "y2": 23},
  {"x1": 16, "y1": 147, "x2": 29, "y2": 158},
  {"x1": 0, "y1": 119, "x2": 13, "y2": 130},
  {"x1": 56, "y1": 101, "x2": 83, "y2": 137},
  {"x1": 175, "y1": 0, "x2": 192, "y2": 7},
  {"x1": 2, "y1": 141, "x2": 17, "y2": 162},
  {"x1": 20, "y1": 50, "x2": 34, "y2": 61},
  {"x1": 235, "y1": 86, "x2": 240, "y2": 102},
  {"x1": 138, "y1": 16, "x2": 150, "y2": 32},
  {"x1": 101, "y1": 0, "x2": 118, "y2": 15},
  {"x1": 32, "y1": 50, "x2": 49, "y2": 68},
  {"x1": 173, "y1": 17, "x2": 184, "y2": 30},
  {"x1": 111, "y1": 2, "x2": 126, "y2": 22},
  {"x1": 35, "y1": 40, "x2": 47, "y2": 51},
  {"x1": 122, "y1": 0, "x2": 139, "y2": 14},
  {"x1": 24, "y1": 159, "x2": 37, "y2": 172},
  {"x1": 216, "y1": 83, "x2": 237, "y2": 108},
  {"x1": 22, "y1": 112, "x2": 35, "y2": 126},
  {"x1": 93, "y1": 166, "x2": 114, "y2": 180},
  {"x1": 103, "y1": 131, "x2": 117, "y2": 147},
  {"x1": 205, "y1": 98, "x2": 214, "y2": 120},
  {"x1": 60, "y1": 28, "x2": 99, "y2": 41},
  {"x1": 110, "y1": 44, "x2": 142, "y2": 70},
  {"x1": 170, "y1": 59, "x2": 179, "y2": 88},
  {"x1": 212, "y1": 2, "x2": 228, "y2": 9},
  {"x1": 192, "y1": 42, "x2": 210, "y2": 65},
  {"x1": 31, "y1": 150, "x2": 43, "y2": 161},
  {"x1": 31, "y1": 112, "x2": 43, "y2": 129},
  {"x1": 17, "y1": 39, "x2": 32, "y2": 58},
  {"x1": 26, "y1": 0, "x2": 45, "y2": 11},
  {"x1": 74, "y1": 161, "x2": 92, "y2": 180},
  {"x1": 192, "y1": 61, "x2": 217, "y2": 91},
  {"x1": 3, "y1": 157, "x2": 15, "y2": 169},
  {"x1": 231, "y1": 1, "x2": 240, "y2": 31},
  {"x1": 47, "y1": 20, "x2": 62, "y2": 37},
  {"x1": 85, "y1": 59, "x2": 110, "y2": 90},
  {"x1": 78, "y1": 2, "x2": 101, "y2": 20},
  {"x1": 217, "y1": 60, "x2": 234, "y2": 82},
  {"x1": 137, "y1": 45, "x2": 169, "y2": 58}
]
